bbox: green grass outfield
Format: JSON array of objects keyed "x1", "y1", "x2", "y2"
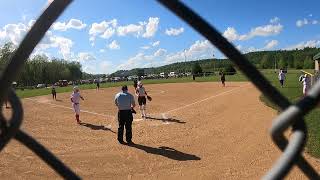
[
  {"x1": 259, "y1": 69, "x2": 320, "y2": 159},
  {"x1": 15, "y1": 73, "x2": 248, "y2": 98},
  {"x1": 14, "y1": 69, "x2": 320, "y2": 158}
]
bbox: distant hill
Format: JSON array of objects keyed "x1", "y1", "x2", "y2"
[{"x1": 110, "y1": 47, "x2": 320, "y2": 77}]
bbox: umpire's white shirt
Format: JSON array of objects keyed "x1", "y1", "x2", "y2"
[{"x1": 115, "y1": 91, "x2": 135, "y2": 110}]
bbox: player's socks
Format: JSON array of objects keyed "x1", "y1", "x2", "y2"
[{"x1": 76, "y1": 114, "x2": 80, "y2": 123}]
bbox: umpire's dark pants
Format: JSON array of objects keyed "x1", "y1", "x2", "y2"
[{"x1": 118, "y1": 110, "x2": 133, "y2": 142}]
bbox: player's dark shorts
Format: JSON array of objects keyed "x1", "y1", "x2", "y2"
[
  {"x1": 279, "y1": 80, "x2": 284, "y2": 86},
  {"x1": 138, "y1": 96, "x2": 146, "y2": 106}
]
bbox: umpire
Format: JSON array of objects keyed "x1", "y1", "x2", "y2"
[{"x1": 114, "y1": 85, "x2": 136, "y2": 145}]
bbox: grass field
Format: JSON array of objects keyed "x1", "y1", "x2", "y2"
[
  {"x1": 15, "y1": 73, "x2": 248, "y2": 98},
  {"x1": 259, "y1": 69, "x2": 320, "y2": 158},
  {"x1": 14, "y1": 69, "x2": 320, "y2": 158}
]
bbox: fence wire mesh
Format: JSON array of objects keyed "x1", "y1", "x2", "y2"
[{"x1": 0, "y1": 0, "x2": 319, "y2": 179}]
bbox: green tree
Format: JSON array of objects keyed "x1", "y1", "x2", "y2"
[
  {"x1": 192, "y1": 62, "x2": 203, "y2": 75},
  {"x1": 294, "y1": 57, "x2": 304, "y2": 69},
  {"x1": 260, "y1": 54, "x2": 273, "y2": 69},
  {"x1": 303, "y1": 56, "x2": 314, "y2": 69},
  {"x1": 278, "y1": 57, "x2": 287, "y2": 69},
  {"x1": 224, "y1": 64, "x2": 236, "y2": 75}
]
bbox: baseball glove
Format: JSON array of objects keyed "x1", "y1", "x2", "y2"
[{"x1": 147, "y1": 95, "x2": 152, "y2": 101}]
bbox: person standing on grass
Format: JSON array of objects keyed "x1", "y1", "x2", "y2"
[
  {"x1": 220, "y1": 72, "x2": 225, "y2": 87},
  {"x1": 278, "y1": 70, "x2": 286, "y2": 88},
  {"x1": 51, "y1": 85, "x2": 57, "y2": 100},
  {"x1": 300, "y1": 74, "x2": 311, "y2": 96},
  {"x1": 114, "y1": 85, "x2": 136, "y2": 145}
]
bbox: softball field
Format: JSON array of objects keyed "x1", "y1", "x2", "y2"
[{"x1": 1, "y1": 82, "x2": 320, "y2": 179}]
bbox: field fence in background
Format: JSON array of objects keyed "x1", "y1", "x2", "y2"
[{"x1": 0, "y1": 0, "x2": 319, "y2": 179}]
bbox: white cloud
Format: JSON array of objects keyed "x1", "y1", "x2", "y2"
[
  {"x1": 151, "y1": 41, "x2": 160, "y2": 47},
  {"x1": 263, "y1": 40, "x2": 278, "y2": 50},
  {"x1": 89, "y1": 19, "x2": 117, "y2": 43},
  {"x1": 117, "y1": 53, "x2": 146, "y2": 70},
  {"x1": 154, "y1": 48, "x2": 167, "y2": 57},
  {"x1": 100, "y1": 27, "x2": 115, "y2": 39},
  {"x1": 28, "y1": 19, "x2": 36, "y2": 27},
  {"x1": 296, "y1": 18, "x2": 308, "y2": 27},
  {"x1": 118, "y1": 40, "x2": 215, "y2": 70},
  {"x1": 142, "y1": 17, "x2": 159, "y2": 38},
  {"x1": 99, "y1": 49, "x2": 105, "y2": 53},
  {"x1": 312, "y1": 20, "x2": 318, "y2": 25},
  {"x1": 270, "y1": 17, "x2": 280, "y2": 24},
  {"x1": 89, "y1": 19, "x2": 117, "y2": 36},
  {"x1": 49, "y1": 36, "x2": 74, "y2": 59},
  {"x1": 52, "y1": 18, "x2": 86, "y2": 31},
  {"x1": 236, "y1": 45, "x2": 242, "y2": 51},
  {"x1": 0, "y1": 23, "x2": 28, "y2": 45},
  {"x1": 108, "y1": 40, "x2": 120, "y2": 50},
  {"x1": 223, "y1": 27, "x2": 239, "y2": 41},
  {"x1": 83, "y1": 60, "x2": 114, "y2": 74},
  {"x1": 166, "y1": 40, "x2": 214, "y2": 63},
  {"x1": 99, "y1": 61, "x2": 113, "y2": 73},
  {"x1": 34, "y1": 32, "x2": 74, "y2": 60},
  {"x1": 117, "y1": 23, "x2": 144, "y2": 37},
  {"x1": 223, "y1": 23, "x2": 283, "y2": 41},
  {"x1": 90, "y1": 17, "x2": 160, "y2": 42},
  {"x1": 239, "y1": 24, "x2": 283, "y2": 40},
  {"x1": 78, "y1": 52, "x2": 96, "y2": 61},
  {"x1": 165, "y1": 27, "x2": 184, "y2": 36},
  {"x1": 285, "y1": 40, "x2": 320, "y2": 50},
  {"x1": 141, "y1": 46, "x2": 150, "y2": 50},
  {"x1": 0, "y1": 20, "x2": 75, "y2": 60}
]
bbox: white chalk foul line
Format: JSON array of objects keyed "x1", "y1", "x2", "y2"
[
  {"x1": 165, "y1": 83, "x2": 250, "y2": 114},
  {"x1": 26, "y1": 98, "x2": 147, "y2": 122}
]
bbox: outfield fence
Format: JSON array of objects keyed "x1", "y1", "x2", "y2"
[{"x1": 0, "y1": 0, "x2": 319, "y2": 179}]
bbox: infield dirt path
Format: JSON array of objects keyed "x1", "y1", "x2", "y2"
[{"x1": 1, "y1": 82, "x2": 319, "y2": 179}]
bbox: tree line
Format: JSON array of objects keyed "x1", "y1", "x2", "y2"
[
  {"x1": 0, "y1": 42, "x2": 83, "y2": 87},
  {"x1": 111, "y1": 47, "x2": 319, "y2": 77}
]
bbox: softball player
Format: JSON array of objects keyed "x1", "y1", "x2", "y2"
[
  {"x1": 51, "y1": 85, "x2": 57, "y2": 100},
  {"x1": 135, "y1": 81, "x2": 148, "y2": 118},
  {"x1": 71, "y1": 86, "x2": 84, "y2": 124},
  {"x1": 301, "y1": 74, "x2": 311, "y2": 96}
]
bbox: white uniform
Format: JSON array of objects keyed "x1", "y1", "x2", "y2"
[
  {"x1": 278, "y1": 72, "x2": 285, "y2": 80},
  {"x1": 71, "y1": 92, "x2": 81, "y2": 114},
  {"x1": 302, "y1": 76, "x2": 311, "y2": 95}
]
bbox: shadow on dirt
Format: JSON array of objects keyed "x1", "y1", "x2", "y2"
[
  {"x1": 145, "y1": 116, "x2": 186, "y2": 124},
  {"x1": 79, "y1": 122, "x2": 116, "y2": 133},
  {"x1": 128, "y1": 143, "x2": 200, "y2": 161}
]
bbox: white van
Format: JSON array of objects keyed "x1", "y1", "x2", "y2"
[
  {"x1": 160, "y1": 72, "x2": 165, "y2": 78},
  {"x1": 168, "y1": 72, "x2": 176, "y2": 77}
]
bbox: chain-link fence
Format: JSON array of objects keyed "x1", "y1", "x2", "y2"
[{"x1": 0, "y1": 0, "x2": 319, "y2": 179}]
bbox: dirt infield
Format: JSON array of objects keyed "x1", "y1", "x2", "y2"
[{"x1": 1, "y1": 82, "x2": 320, "y2": 179}]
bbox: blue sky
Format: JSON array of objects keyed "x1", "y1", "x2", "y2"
[{"x1": 0, "y1": 0, "x2": 319, "y2": 74}]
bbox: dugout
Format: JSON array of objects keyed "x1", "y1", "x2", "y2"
[
  {"x1": 313, "y1": 52, "x2": 320, "y2": 82},
  {"x1": 314, "y1": 52, "x2": 320, "y2": 72}
]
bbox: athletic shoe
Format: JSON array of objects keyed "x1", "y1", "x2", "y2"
[
  {"x1": 118, "y1": 140, "x2": 125, "y2": 145},
  {"x1": 127, "y1": 141, "x2": 134, "y2": 146}
]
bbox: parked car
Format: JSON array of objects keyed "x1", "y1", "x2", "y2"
[{"x1": 36, "y1": 84, "x2": 46, "y2": 89}]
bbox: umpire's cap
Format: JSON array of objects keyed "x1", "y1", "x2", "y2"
[{"x1": 122, "y1": 85, "x2": 128, "y2": 91}]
